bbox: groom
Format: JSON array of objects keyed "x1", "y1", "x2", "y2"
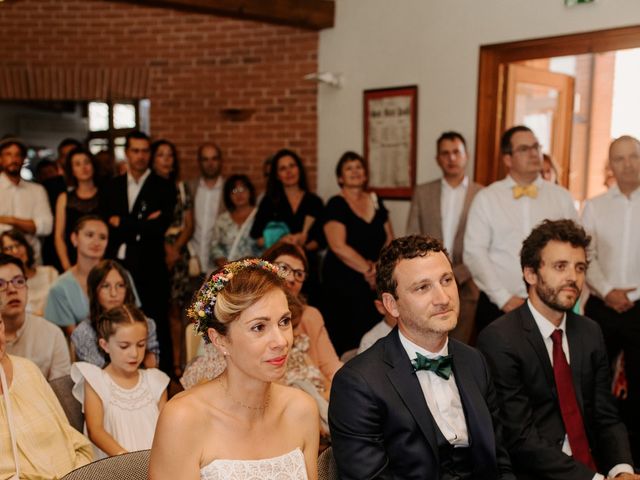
[{"x1": 329, "y1": 235, "x2": 515, "y2": 479}]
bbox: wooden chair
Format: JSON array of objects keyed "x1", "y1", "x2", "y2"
[
  {"x1": 49, "y1": 374, "x2": 84, "y2": 433},
  {"x1": 62, "y1": 450, "x2": 150, "y2": 480}
]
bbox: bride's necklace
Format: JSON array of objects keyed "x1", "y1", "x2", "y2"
[{"x1": 222, "y1": 378, "x2": 270, "y2": 411}]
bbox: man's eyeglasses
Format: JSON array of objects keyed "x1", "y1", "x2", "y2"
[
  {"x1": 0, "y1": 275, "x2": 27, "y2": 292},
  {"x1": 277, "y1": 262, "x2": 307, "y2": 283},
  {"x1": 511, "y1": 143, "x2": 542, "y2": 156}
]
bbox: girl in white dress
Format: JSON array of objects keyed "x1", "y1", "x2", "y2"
[
  {"x1": 71, "y1": 304, "x2": 169, "y2": 458},
  {"x1": 149, "y1": 259, "x2": 319, "y2": 480}
]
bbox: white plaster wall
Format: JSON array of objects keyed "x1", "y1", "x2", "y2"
[{"x1": 317, "y1": 0, "x2": 640, "y2": 235}]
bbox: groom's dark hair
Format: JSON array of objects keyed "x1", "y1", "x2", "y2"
[{"x1": 376, "y1": 235, "x2": 449, "y2": 299}]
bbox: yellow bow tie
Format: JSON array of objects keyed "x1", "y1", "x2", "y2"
[{"x1": 512, "y1": 184, "x2": 538, "y2": 199}]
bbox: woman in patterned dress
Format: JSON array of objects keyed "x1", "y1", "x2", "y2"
[{"x1": 150, "y1": 139, "x2": 194, "y2": 376}]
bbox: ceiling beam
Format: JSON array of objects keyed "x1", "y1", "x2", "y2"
[{"x1": 112, "y1": 0, "x2": 335, "y2": 30}]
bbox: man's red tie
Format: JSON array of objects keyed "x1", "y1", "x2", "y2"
[{"x1": 551, "y1": 329, "x2": 597, "y2": 471}]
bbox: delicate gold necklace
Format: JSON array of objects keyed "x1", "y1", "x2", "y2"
[{"x1": 222, "y1": 378, "x2": 270, "y2": 411}]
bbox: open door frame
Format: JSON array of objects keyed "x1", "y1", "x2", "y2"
[{"x1": 475, "y1": 25, "x2": 640, "y2": 186}]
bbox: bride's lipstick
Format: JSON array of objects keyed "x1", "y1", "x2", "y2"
[{"x1": 266, "y1": 355, "x2": 288, "y2": 367}]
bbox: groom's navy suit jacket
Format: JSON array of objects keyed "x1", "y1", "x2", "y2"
[{"x1": 329, "y1": 328, "x2": 515, "y2": 480}]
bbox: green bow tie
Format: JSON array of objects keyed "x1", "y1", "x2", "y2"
[{"x1": 411, "y1": 352, "x2": 453, "y2": 380}]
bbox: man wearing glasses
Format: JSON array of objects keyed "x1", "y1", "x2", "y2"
[
  {"x1": 464, "y1": 126, "x2": 577, "y2": 331},
  {"x1": 0, "y1": 253, "x2": 70, "y2": 380}
]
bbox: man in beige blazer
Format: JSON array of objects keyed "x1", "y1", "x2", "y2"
[{"x1": 406, "y1": 131, "x2": 483, "y2": 343}]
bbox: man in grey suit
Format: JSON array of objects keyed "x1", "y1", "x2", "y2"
[{"x1": 406, "y1": 131, "x2": 483, "y2": 343}]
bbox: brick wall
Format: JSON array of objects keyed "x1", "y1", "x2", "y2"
[{"x1": 0, "y1": 0, "x2": 318, "y2": 188}]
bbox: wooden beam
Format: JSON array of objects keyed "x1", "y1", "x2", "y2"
[{"x1": 112, "y1": 0, "x2": 335, "y2": 30}]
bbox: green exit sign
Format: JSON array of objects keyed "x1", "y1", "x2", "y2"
[{"x1": 565, "y1": 0, "x2": 595, "y2": 5}]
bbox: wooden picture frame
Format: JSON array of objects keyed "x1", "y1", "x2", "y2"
[{"x1": 364, "y1": 85, "x2": 417, "y2": 199}]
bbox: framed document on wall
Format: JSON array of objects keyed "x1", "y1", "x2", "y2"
[{"x1": 364, "y1": 85, "x2": 417, "y2": 199}]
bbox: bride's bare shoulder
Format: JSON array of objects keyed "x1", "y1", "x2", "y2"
[
  {"x1": 273, "y1": 384, "x2": 318, "y2": 420},
  {"x1": 158, "y1": 381, "x2": 218, "y2": 428}
]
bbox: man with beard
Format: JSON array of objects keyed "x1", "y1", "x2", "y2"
[
  {"x1": 477, "y1": 219, "x2": 638, "y2": 480},
  {"x1": 187, "y1": 142, "x2": 225, "y2": 275},
  {"x1": 329, "y1": 235, "x2": 515, "y2": 480},
  {"x1": 0, "y1": 137, "x2": 53, "y2": 263}
]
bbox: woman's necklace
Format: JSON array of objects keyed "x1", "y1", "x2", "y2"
[{"x1": 222, "y1": 378, "x2": 270, "y2": 411}]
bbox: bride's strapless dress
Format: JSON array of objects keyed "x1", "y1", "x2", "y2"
[{"x1": 200, "y1": 448, "x2": 308, "y2": 480}]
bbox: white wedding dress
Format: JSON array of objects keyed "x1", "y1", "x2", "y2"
[{"x1": 200, "y1": 448, "x2": 308, "y2": 480}]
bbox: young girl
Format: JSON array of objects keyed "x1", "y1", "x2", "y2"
[
  {"x1": 71, "y1": 259, "x2": 159, "y2": 368},
  {"x1": 71, "y1": 304, "x2": 169, "y2": 458}
]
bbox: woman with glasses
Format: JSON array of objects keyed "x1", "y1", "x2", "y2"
[
  {"x1": 0, "y1": 229, "x2": 58, "y2": 317},
  {"x1": 321, "y1": 151, "x2": 393, "y2": 355},
  {"x1": 210, "y1": 175, "x2": 261, "y2": 268},
  {"x1": 262, "y1": 242, "x2": 342, "y2": 385},
  {"x1": 70, "y1": 260, "x2": 159, "y2": 368}
]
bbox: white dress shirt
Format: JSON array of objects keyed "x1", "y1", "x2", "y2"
[
  {"x1": 464, "y1": 175, "x2": 577, "y2": 308},
  {"x1": 118, "y1": 169, "x2": 152, "y2": 259},
  {"x1": 126, "y1": 169, "x2": 151, "y2": 212},
  {"x1": 441, "y1": 176, "x2": 468, "y2": 256},
  {"x1": 528, "y1": 300, "x2": 632, "y2": 479},
  {"x1": 191, "y1": 176, "x2": 224, "y2": 274},
  {"x1": 0, "y1": 172, "x2": 53, "y2": 261},
  {"x1": 582, "y1": 185, "x2": 640, "y2": 302},
  {"x1": 357, "y1": 320, "x2": 393, "y2": 354},
  {"x1": 398, "y1": 331, "x2": 469, "y2": 446}
]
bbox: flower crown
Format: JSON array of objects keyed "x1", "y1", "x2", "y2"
[{"x1": 187, "y1": 258, "x2": 284, "y2": 339}]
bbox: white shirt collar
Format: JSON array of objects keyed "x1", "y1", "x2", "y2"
[
  {"x1": 609, "y1": 183, "x2": 640, "y2": 200},
  {"x1": 441, "y1": 175, "x2": 468, "y2": 191},
  {"x1": 505, "y1": 174, "x2": 543, "y2": 188},
  {"x1": 0, "y1": 172, "x2": 21, "y2": 188},
  {"x1": 527, "y1": 298, "x2": 566, "y2": 340},
  {"x1": 398, "y1": 329, "x2": 449, "y2": 360},
  {"x1": 127, "y1": 168, "x2": 151, "y2": 186},
  {"x1": 199, "y1": 176, "x2": 223, "y2": 190}
]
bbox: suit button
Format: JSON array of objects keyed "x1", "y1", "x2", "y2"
[{"x1": 136, "y1": 234, "x2": 141, "y2": 242}]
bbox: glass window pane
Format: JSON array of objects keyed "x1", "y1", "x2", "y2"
[
  {"x1": 89, "y1": 138, "x2": 109, "y2": 155},
  {"x1": 89, "y1": 102, "x2": 109, "y2": 131},
  {"x1": 113, "y1": 103, "x2": 136, "y2": 129},
  {"x1": 114, "y1": 136, "x2": 126, "y2": 162}
]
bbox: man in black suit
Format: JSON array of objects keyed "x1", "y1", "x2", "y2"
[
  {"x1": 477, "y1": 219, "x2": 638, "y2": 480},
  {"x1": 101, "y1": 131, "x2": 176, "y2": 373},
  {"x1": 329, "y1": 235, "x2": 515, "y2": 480}
]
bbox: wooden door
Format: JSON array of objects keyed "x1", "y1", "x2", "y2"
[{"x1": 502, "y1": 64, "x2": 574, "y2": 186}]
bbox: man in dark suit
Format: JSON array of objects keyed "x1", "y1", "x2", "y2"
[
  {"x1": 101, "y1": 130, "x2": 176, "y2": 373},
  {"x1": 406, "y1": 131, "x2": 483, "y2": 343},
  {"x1": 329, "y1": 235, "x2": 515, "y2": 480},
  {"x1": 477, "y1": 219, "x2": 638, "y2": 480}
]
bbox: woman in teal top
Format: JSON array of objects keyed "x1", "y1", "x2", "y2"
[{"x1": 45, "y1": 215, "x2": 140, "y2": 334}]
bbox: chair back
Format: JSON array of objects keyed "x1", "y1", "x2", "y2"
[
  {"x1": 317, "y1": 446, "x2": 338, "y2": 480},
  {"x1": 49, "y1": 374, "x2": 84, "y2": 433},
  {"x1": 62, "y1": 449, "x2": 150, "y2": 480}
]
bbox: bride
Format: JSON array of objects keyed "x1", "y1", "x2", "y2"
[{"x1": 149, "y1": 259, "x2": 319, "y2": 480}]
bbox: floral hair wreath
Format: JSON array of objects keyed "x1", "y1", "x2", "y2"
[{"x1": 187, "y1": 258, "x2": 285, "y2": 339}]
